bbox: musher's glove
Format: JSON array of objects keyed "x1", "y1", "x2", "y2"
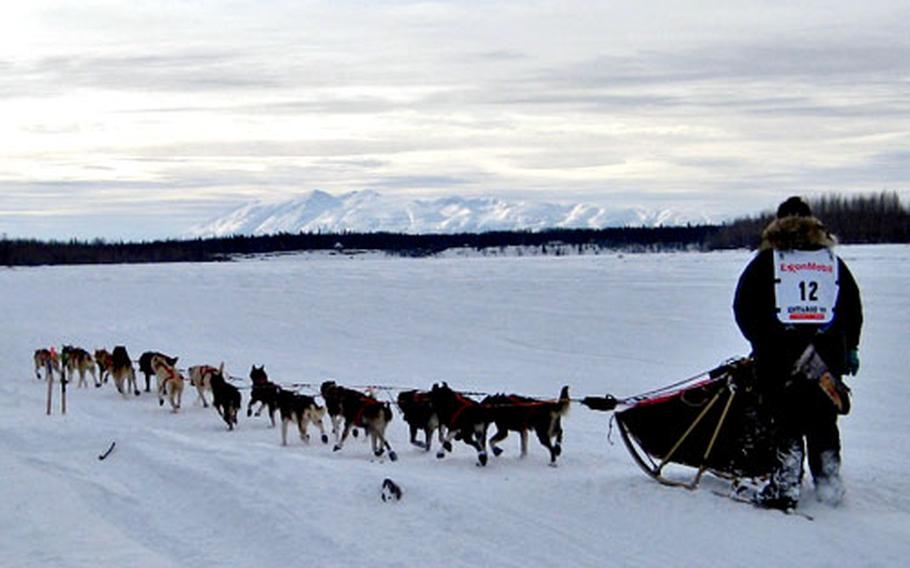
[{"x1": 846, "y1": 348, "x2": 860, "y2": 376}]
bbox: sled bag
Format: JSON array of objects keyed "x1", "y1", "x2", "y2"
[{"x1": 616, "y1": 359, "x2": 778, "y2": 478}]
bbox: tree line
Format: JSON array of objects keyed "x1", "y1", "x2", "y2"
[
  {"x1": 705, "y1": 191, "x2": 910, "y2": 249},
  {"x1": 1, "y1": 191, "x2": 907, "y2": 266}
]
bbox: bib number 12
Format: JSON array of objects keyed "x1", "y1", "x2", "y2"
[{"x1": 799, "y1": 281, "x2": 819, "y2": 302}]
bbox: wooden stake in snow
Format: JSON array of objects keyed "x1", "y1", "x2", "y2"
[
  {"x1": 60, "y1": 371, "x2": 67, "y2": 415},
  {"x1": 45, "y1": 356, "x2": 67, "y2": 416},
  {"x1": 45, "y1": 362, "x2": 53, "y2": 416}
]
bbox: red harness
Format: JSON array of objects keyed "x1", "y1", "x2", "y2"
[
  {"x1": 449, "y1": 393, "x2": 476, "y2": 427},
  {"x1": 352, "y1": 396, "x2": 382, "y2": 426},
  {"x1": 197, "y1": 366, "x2": 219, "y2": 380},
  {"x1": 159, "y1": 365, "x2": 181, "y2": 388}
]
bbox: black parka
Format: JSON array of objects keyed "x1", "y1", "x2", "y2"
[{"x1": 733, "y1": 216, "x2": 863, "y2": 381}]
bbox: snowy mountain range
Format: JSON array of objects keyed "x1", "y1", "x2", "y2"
[{"x1": 188, "y1": 190, "x2": 713, "y2": 237}]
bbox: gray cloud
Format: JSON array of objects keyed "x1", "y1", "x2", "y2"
[
  {"x1": 371, "y1": 175, "x2": 478, "y2": 190},
  {"x1": 2, "y1": 1, "x2": 908, "y2": 240},
  {"x1": 1, "y1": 51, "x2": 285, "y2": 99},
  {"x1": 474, "y1": 39, "x2": 910, "y2": 120},
  {"x1": 542, "y1": 40, "x2": 910, "y2": 88}
]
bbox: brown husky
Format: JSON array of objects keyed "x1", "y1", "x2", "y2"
[
  {"x1": 111, "y1": 345, "x2": 140, "y2": 398},
  {"x1": 62, "y1": 345, "x2": 97, "y2": 388},
  {"x1": 34, "y1": 348, "x2": 61, "y2": 380},
  {"x1": 329, "y1": 383, "x2": 397, "y2": 461},
  {"x1": 187, "y1": 364, "x2": 223, "y2": 408},
  {"x1": 94, "y1": 349, "x2": 114, "y2": 385}
]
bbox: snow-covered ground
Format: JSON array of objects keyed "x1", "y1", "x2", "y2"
[{"x1": 2, "y1": 245, "x2": 909, "y2": 567}]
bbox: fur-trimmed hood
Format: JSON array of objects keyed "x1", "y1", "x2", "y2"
[{"x1": 759, "y1": 215, "x2": 837, "y2": 251}]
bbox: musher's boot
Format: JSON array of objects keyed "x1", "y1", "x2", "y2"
[
  {"x1": 754, "y1": 439, "x2": 804, "y2": 510},
  {"x1": 814, "y1": 450, "x2": 845, "y2": 506}
]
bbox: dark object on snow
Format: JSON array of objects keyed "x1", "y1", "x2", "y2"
[
  {"x1": 98, "y1": 441, "x2": 116, "y2": 461},
  {"x1": 615, "y1": 357, "x2": 780, "y2": 489},
  {"x1": 381, "y1": 478, "x2": 402, "y2": 502}
]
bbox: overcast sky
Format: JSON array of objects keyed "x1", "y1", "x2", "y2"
[{"x1": 2, "y1": 0, "x2": 908, "y2": 240}]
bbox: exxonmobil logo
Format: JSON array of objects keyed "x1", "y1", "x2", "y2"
[{"x1": 779, "y1": 261, "x2": 834, "y2": 273}]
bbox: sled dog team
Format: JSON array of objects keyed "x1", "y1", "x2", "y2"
[{"x1": 33, "y1": 345, "x2": 571, "y2": 465}]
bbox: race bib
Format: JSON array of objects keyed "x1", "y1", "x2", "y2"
[{"x1": 774, "y1": 249, "x2": 839, "y2": 324}]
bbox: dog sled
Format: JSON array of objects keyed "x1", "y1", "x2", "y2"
[{"x1": 591, "y1": 357, "x2": 781, "y2": 489}]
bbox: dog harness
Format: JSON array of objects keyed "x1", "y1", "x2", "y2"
[
  {"x1": 448, "y1": 393, "x2": 476, "y2": 427},
  {"x1": 159, "y1": 365, "x2": 181, "y2": 388},
  {"x1": 352, "y1": 396, "x2": 382, "y2": 426},
  {"x1": 197, "y1": 366, "x2": 220, "y2": 381}
]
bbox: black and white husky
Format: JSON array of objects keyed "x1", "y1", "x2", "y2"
[{"x1": 277, "y1": 389, "x2": 327, "y2": 445}]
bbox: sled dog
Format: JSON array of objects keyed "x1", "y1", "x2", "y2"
[
  {"x1": 34, "y1": 348, "x2": 61, "y2": 381},
  {"x1": 151, "y1": 354, "x2": 184, "y2": 412},
  {"x1": 247, "y1": 365, "x2": 280, "y2": 426},
  {"x1": 111, "y1": 345, "x2": 140, "y2": 397},
  {"x1": 397, "y1": 389, "x2": 445, "y2": 451},
  {"x1": 482, "y1": 386, "x2": 570, "y2": 465},
  {"x1": 277, "y1": 389, "x2": 327, "y2": 446},
  {"x1": 62, "y1": 345, "x2": 97, "y2": 388},
  {"x1": 429, "y1": 382, "x2": 490, "y2": 466},
  {"x1": 320, "y1": 380, "x2": 371, "y2": 443},
  {"x1": 328, "y1": 382, "x2": 397, "y2": 461},
  {"x1": 210, "y1": 369, "x2": 241, "y2": 430},
  {"x1": 187, "y1": 364, "x2": 223, "y2": 408},
  {"x1": 139, "y1": 351, "x2": 178, "y2": 393},
  {"x1": 94, "y1": 349, "x2": 114, "y2": 384}
]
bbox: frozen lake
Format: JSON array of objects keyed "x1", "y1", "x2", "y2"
[{"x1": 2, "y1": 245, "x2": 909, "y2": 567}]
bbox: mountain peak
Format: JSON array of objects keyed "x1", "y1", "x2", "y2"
[{"x1": 188, "y1": 191, "x2": 712, "y2": 237}]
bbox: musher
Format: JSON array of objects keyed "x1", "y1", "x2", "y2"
[{"x1": 733, "y1": 196, "x2": 863, "y2": 510}]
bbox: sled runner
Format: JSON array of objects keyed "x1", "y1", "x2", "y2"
[{"x1": 613, "y1": 357, "x2": 780, "y2": 489}]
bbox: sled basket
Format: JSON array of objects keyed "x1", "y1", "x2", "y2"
[{"x1": 615, "y1": 357, "x2": 778, "y2": 489}]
